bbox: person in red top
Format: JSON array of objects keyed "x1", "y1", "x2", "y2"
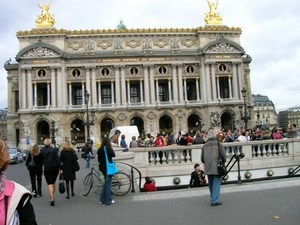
[
  {"x1": 143, "y1": 177, "x2": 157, "y2": 192},
  {"x1": 154, "y1": 133, "x2": 165, "y2": 147}
]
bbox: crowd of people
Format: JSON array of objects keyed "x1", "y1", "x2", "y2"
[{"x1": 108, "y1": 123, "x2": 298, "y2": 151}]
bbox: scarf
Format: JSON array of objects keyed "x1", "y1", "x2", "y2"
[{"x1": 0, "y1": 172, "x2": 6, "y2": 194}]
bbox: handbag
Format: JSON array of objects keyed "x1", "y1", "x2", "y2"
[
  {"x1": 104, "y1": 146, "x2": 118, "y2": 176},
  {"x1": 217, "y1": 142, "x2": 227, "y2": 176},
  {"x1": 58, "y1": 173, "x2": 65, "y2": 194},
  {"x1": 73, "y1": 153, "x2": 80, "y2": 172},
  {"x1": 27, "y1": 154, "x2": 35, "y2": 168}
]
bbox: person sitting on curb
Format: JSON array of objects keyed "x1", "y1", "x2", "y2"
[
  {"x1": 143, "y1": 177, "x2": 157, "y2": 192},
  {"x1": 189, "y1": 163, "x2": 206, "y2": 188}
]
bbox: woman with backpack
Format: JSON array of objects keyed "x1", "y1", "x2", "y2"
[{"x1": 26, "y1": 144, "x2": 43, "y2": 197}]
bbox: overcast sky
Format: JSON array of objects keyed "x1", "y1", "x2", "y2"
[{"x1": 0, "y1": 0, "x2": 299, "y2": 111}]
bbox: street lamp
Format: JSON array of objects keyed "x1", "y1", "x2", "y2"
[
  {"x1": 84, "y1": 91, "x2": 94, "y2": 141},
  {"x1": 196, "y1": 120, "x2": 205, "y2": 131},
  {"x1": 256, "y1": 110, "x2": 261, "y2": 128},
  {"x1": 238, "y1": 87, "x2": 252, "y2": 130},
  {"x1": 70, "y1": 124, "x2": 80, "y2": 145},
  {"x1": 50, "y1": 120, "x2": 56, "y2": 146}
]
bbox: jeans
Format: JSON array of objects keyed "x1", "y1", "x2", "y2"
[
  {"x1": 86, "y1": 154, "x2": 91, "y2": 168},
  {"x1": 208, "y1": 175, "x2": 222, "y2": 204},
  {"x1": 100, "y1": 175, "x2": 113, "y2": 204}
]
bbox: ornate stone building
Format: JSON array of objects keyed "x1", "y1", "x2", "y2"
[
  {"x1": 252, "y1": 94, "x2": 277, "y2": 129},
  {"x1": 4, "y1": 2, "x2": 253, "y2": 149}
]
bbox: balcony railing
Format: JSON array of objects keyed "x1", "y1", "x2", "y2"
[{"x1": 127, "y1": 138, "x2": 300, "y2": 187}]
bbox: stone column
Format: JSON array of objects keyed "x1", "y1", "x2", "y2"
[
  {"x1": 82, "y1": 82, "x2": 85, "y2": 107},
  {"x1": 27, "y1": 68, "x2": 33, "y2": 109},
  {"x1": 140, "y1": 79, "x2": 144, "y2": 103},
  {"x1": 232, "y1": 62, "x2": 239, "y2": 100},
  {"x1": 68, "y1": 82, "x2": 72, "y2": 106},
  {"x1": 114, "y1": 66, "x2": 121, "y2": 106},
  {"x1": 111, "y1": 80, "x2": 115, "y2": 105},
  {"x1": 91, "y1": 67, "x2": 97, "y2": 106},
  {"x1": 50, "y1": 67, "x2": 56, "y2": 107},
  {"x1": 85, "y1": 67, "x2": 91, "y2": 106},
  {"x1": 211, "y1": 63, "x2": 217, "y2": 101},
  {"x1": 172, "y1": 64, "x2": 178, "y2": 104},
  {"x1": 228, "y1": 75, "x2": 233, "y2": 99},
  {"x1": 127, "y1": 79, "x2": 131, "y2": 104},
  {"x1": 155, "y1": 79, "x2": 159, "y2": 102},
  {"x1": 143, "y1": 66, "x2": 150, "y2": 105},
  {"x1": 216, "y1": 76, "x2": 220, "y2": 99},
  {"x1": 201, "y1": 59, "x2": 207, "y2": 103},
  {"x1": 120, "y1": 66, "x2": 126, "y2": 105},
  {"x1": 168, "y1": 78, "x2": 172, "y2": 102},
  {"x1": 57, "y1": 67, "x2": 63, "y2": 108},
  {"x1": 196, "y1": 78, "x2": 200, "y2": 100},
  {"x1": 33, "y1": 82, "x2": 37, "y2": 107},
  {"x1": 183, "y1": 78, "x2": 187, "y2": 101},
  {"x1": 149, "y1": 65, "x2": 155, "y2": 104},
  {"x1": 178, "y1": 65, "x2": 184, "y2": 103},
  {"x1": 47, "y1": 82, "x2": 51, "y2": 107},
  {"x1": 21, "y1": 69, "x2": 26, "y2": 109},
  {"x1": 97, "y1": 81, "x2": 101, "y2": 105}
]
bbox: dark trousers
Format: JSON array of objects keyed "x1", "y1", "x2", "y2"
[{"x1": 29, "y1": 168, "x2": 42, "y2": 195}]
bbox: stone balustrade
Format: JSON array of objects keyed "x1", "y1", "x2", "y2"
[{"x1": 123, "y1": 138, "x2": 300, "y2": 188}]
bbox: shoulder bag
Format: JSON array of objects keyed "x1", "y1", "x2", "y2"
[
  {"x1": 217, "y1": 142, "x2": 227, "y2": 176},
  {"x1": 27, "y1": 154, "x2": 35, "y2": 168},
  {"x1": 104, "y1": 146, "x2": 118, "y2": 176},
  {"x1": 72, "y1": 153, "x2": 80, "y2": 172}
]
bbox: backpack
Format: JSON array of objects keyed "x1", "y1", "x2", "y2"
[{"x1": 28, "y1": 154, "x2": 35, "y2": 168}]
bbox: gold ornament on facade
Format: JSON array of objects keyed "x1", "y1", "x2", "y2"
[
  {"x1": 126, "y1": 40, "x2": 141, "y2": 49},
  {"x1": 35, "y1": 1, "x2": 55, "y2": 28},
  {"x1": 204, "y1": 0, "x2": 223, "y2": 25}
]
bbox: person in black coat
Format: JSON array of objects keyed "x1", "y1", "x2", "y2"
[
  {"x1": 189, "y1": 163, "x2": 206, "y2": 188},
  {"x1": 26, "y1": 144, "x2": 43, "y2": 197},
  {"x1": 60, "y1": 140, "x2": 78, "y2": 199},
  {"x1": 41, "y1": 138, "x2": 61, "y2": 206},
  {"x1": 97, "y1": 137, "x2": 116, "y2": 205}
]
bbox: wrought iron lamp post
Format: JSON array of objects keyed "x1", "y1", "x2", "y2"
[
  {"x1": 84, "y1": 91, "x2": 95, "y2": 141},
  {"x1": 71, "y1": 124, "x2": 79, "y2": 145},
  {"x1": 85, "y1": 91, "x2": 91, "y2": 141},
  {"x1": 51, "y1": 120, "x2": 56, "y2": 146},
  {"x1": 239, "y1": 87, "x2": 252, "y2": 130},
  {"x1": 256, "y1": 110, "x2": 261, "y2": 128}
]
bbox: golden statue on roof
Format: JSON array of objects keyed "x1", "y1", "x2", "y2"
[
  {"x1": 35, "y1": 0, "x2": 55, "y2": 28},
  {"x1": 204, "y1": 0, "x2": 222, "y2": 25}
]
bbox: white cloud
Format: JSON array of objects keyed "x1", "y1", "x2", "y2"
[{"x1": 0, "y1": 0, "x2": 299, "y2": 110}]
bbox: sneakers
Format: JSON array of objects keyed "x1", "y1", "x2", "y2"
[
  {"x1": 211, "y1": 202, "x2": 222, "y2": 207},
  {"x1": 99, "y1": 200, "x2": 115, "y2": 205}
]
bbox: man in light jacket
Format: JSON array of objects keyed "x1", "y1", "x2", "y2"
[{"x1": 201, "y1": 128, "x2": 226, "y2": 206}]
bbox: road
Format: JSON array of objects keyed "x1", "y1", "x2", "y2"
[{"x1": 6, "y1": 158, "x2": 300, "y2": 225}]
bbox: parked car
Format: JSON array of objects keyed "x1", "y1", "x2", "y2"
[{"x1": 8, "y1": 148, "x2": 24, "y2": 164}]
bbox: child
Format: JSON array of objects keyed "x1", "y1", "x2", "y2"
[
  {"x1": 189, "y1": 163, "x2": 206, "y2": 188},
  {"x1": 143, "y1": 177, "x2": 157, "y2": 192},
  {"x1": 120, "y1": 134, "x2": 129, "y2": 152}
]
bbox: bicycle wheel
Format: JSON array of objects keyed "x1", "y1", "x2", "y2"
[
  {"x1": 111, "y1": 171, "x2": 131, "y2": 196},
  {"x1": 82, "y1": 173, "x2": 94, "y2": 196}
]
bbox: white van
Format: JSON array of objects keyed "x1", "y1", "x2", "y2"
[{"x1": 109, "y1": 126, "x2": 140, "y2": 147}]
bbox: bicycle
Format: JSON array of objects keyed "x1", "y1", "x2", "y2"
[{"x1": 82, "y1": 162, "x2": 131, "y2": 196}]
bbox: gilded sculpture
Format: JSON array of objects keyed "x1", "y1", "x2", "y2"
[
  {"x1": 35, "y1": 0, "x2": 55, "y2": 28},
  {"x1": 204, "y1": 0, "x2": 223, "y2": 25}
]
